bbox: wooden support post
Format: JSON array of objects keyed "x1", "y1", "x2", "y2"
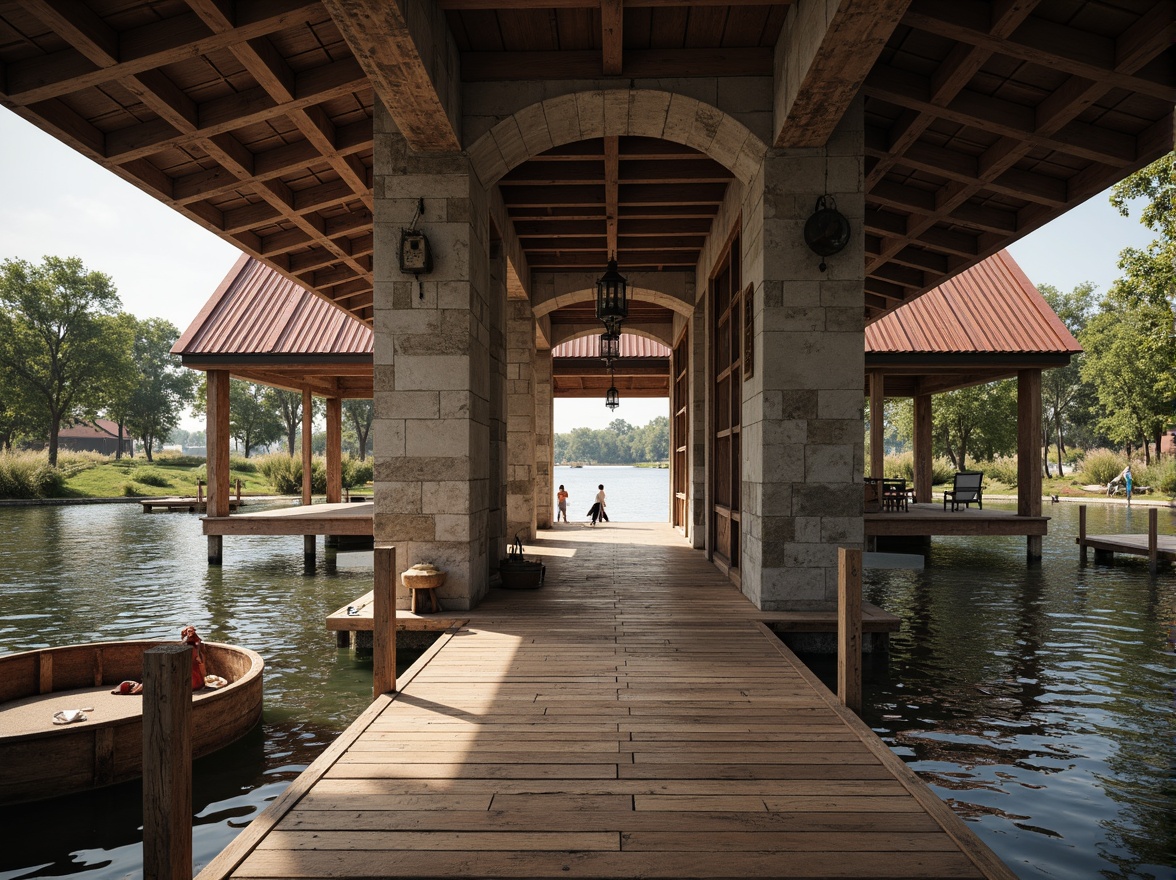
[
  {"x1": 142, "y1": 644, "x2": 192, "y2": 880},
  {"x1": 38, "y1": 653, "x2": 52, "y2": 694},
  {"x1": 1079, "y1": 505, "x2": 1087, "y2": 563},
  {"x1": 304, "y1": 535, "x2": 316, "y2": 560},
  {"x1": 302, "y1": 388, "x2": 314, "y2": 506},
  {"x1": 326, "y1": 396, "x2": 342, "y2": 504},
  {"x1": 235, "y1": 478, "x2": 241, "y2": 503},
  {"x1": 913, "y1": 392, "x2": 932, "y2": 503},
  {"x1": 837, "y1": 547, "x2": 862, "y2": 715},
  {"x1": 373, "y1": 545, "x2": 397, "y2": 698},
  {"x1": 196, "y1": 479, "x2": 204, "y2": 504},
  {"x1": 869, "y1": 371, "x2": 884, "y2": 480},
  {"x1": 206, "y1": 369, "x2": 231, "y2": 566},
  {"x1": 1018, "y1": 369, "x2": 1043, "y2": 562},
  {"x1": 1149, "y1": 507, "x2": 1158, "y2": 575}
]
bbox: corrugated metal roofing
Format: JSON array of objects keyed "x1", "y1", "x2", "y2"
[
  {"x1": 866, "y1": 250, "x2": 1081, "y2": 355},
  {"x1": 552, "y1": 336, "x2": 671, "y2": 359},
  {"x1": 173, "y1": 256, "x2": 373, "y2": 357}
]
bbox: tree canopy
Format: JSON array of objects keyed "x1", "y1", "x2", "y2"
[
  {"x1": 554, "y1": 416, "x2": 669, "y2": 464},
  {"x1": 0, "y1": 256, "x2": 125, "y2": 465}
]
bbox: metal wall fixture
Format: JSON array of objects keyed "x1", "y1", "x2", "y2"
[{"x1": 803, "y1": 195, "x2": 850, "y2": 272}]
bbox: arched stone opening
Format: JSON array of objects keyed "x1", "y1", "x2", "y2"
[{"x1": 468, "y1": 89, "x2": 768, "y2": 188}]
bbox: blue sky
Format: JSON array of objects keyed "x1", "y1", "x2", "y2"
[{"x1": 0, "y1": 107, "x2": 1156, "y2": 433}]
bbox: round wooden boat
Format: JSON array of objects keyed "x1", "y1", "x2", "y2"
[{"x1": 0, "y1": 640, "x2": 263, "y2": 805}]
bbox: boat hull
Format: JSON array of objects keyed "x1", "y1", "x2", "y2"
[{"x1": 0, "y1": 640, "x2": 263, "y2": 805}]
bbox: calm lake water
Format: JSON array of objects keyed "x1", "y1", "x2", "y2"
[{"x1": 0, "y1": 485, "x2": 1173, "y2": 879}]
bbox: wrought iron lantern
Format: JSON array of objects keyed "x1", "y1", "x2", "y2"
[
  {"x1": 604, "y1": 370, "x2": 620, "y2": 411},
  {"x1": 595, "y1": 258, "x2": 628, "y2": 329},
  {"x1": 599, "y1": 330, "x2": 621, "y2": 363},
  {"x1": 803, "y1": 195, "x2": 850, "y2": 271}
]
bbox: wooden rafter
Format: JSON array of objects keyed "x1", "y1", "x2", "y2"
[
  {"x1": 601, "y1": 0, "x2": 624, "y2": 76},
  {"x1": 604, "y1": 136, "x2": 620, "y2": 258}
]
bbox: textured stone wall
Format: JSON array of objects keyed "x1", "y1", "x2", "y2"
[
  {"x1": 371, "y1": 100, "x2": 491, "y2": 611},
  {"x1": 739, "y1": 98, "x2": 866, "y2": 611},
  {"x1": 506, "y1": 299, "x2": 537, "y2": 541}
]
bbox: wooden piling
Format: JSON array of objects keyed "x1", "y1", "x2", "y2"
[
  {"x1": 1078, "y1": 505, "x2": 1087, "y2": 563},
  {"x1": 1148, "y1": 507, "x2": 1158, "y2": 576},
  {"x1": 142, "y1": 644, "x2": 192, "y2": 880},
  {"x1": 373, "y1": 545, "x2": 396, "y2": 698},
  {"x1": 837, "y1": 547, "x2": 862, "y2": 715},
  {"x1": 196, "y1": 479, "x2": 204, "y2": 504},
  {"x1": 235, "y1": 479, "x2": 242, "y2": 503}
]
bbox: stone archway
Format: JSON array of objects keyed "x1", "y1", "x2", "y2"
[
  {"x1": 549, "y1": 324, "x2": 674, "y2": 349},
  {"x1": 468, "y1": 89, "x2": 768, "y2": 188}
]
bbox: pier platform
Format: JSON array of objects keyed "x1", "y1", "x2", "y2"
[
  {"x1": 199, "y1": 523, "x2": 1012, "y2": 880},
  {"x1": 202, "y1": 501, "x2": 373, "y2": 537},
  {"x1": 142, "y1": 497, "x2": 242, "y2": 513},
  {"x1": 1077, "y1": 505, "x2": 1173, "y2": 574},
  {"x1": 866, "y1": 502, "x2": 1047, "y2": 538}
]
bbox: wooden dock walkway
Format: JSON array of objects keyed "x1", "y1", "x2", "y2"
[
  {"x1": 866, "y1": 502, "x2": 1047, "y2": 538},
  {"x1": 141, "y1": 497, "x2": 242, "y2": 513},
  {"x1": 198, "y1": 523, "x2": 1013, "y2": 880},
  {"x1": 202, "y1": 501, "x2": 373, "y2": 537},
  {"x1": 1077, "y1": 505, "x2": 1174, "y2": 574}
]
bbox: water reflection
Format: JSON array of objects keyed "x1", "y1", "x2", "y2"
[
  {"x1": 0, "y1": 502, "x2": 416, "y2": 879},
  {"x1": 847, "y1": 502, "x2": 1176, "y2": 879}
]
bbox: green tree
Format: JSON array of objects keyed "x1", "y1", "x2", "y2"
[
  {"x1": 123, "y1": 318, "x2": 196, "y2": 461},
  {"x1": 0, "y1": 256, "x2": 123, "y2": 465},
  {"x1": 1038, "y1": 282, "x2": 1097, "y2": 475},
  {"x1": 343, "y1": 399, "x2": 374, "y2": 460},
  {"x1": 267, "y1": 388, "x2": 321, "y2": 455},
  {"x1": 934, "y1": 380, "x2": 1017, "y2": 470},
  {"x1": 228, "y1": 380, "x2": 282, "y2": 457}
]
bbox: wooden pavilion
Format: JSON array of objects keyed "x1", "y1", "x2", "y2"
[{"x1": 4, "y1": 0, "x2": 1169, "y2": 608}]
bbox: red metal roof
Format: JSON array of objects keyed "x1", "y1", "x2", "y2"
[
  {"x1": 552, "y1": 336, "x2": 671, "y2": 359},
  {"x1": 59, "y1": 419, "x2": 127, "y2": 440},
  {"x1": 173, "y1": 256, "x2": 373, "y2": 358},
  {"x1": 866, "y1": 250, "x2": 1081, "y2": 355}
]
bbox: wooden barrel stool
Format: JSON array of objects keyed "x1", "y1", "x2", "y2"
[{"x1": 402, "y1": 569, "x2": 446, "y2": 614}]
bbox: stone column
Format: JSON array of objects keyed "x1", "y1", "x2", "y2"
[
  {"x1": 487, "y1": 243, "x2": 508, "y2": 569},
  {"x1": 372, "y1": 101, "x2": 491, "y2": 611},
  {"x1": 534, "y1": 348, "x2": 553, "y2": 529},
  {"x1": 741, "y1": 99, "x2": 865, "y2": 611},
  {"x1": 506, "y1": 299, "x2": 537, "y2": 542}
]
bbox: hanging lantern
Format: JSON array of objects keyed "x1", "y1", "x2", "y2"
[
  {"x1": 599, "y1": 331, "x2": 621, "y2": 362},
  {"x1": 595, "y1": 258, "x2": 628, "y2": 328},
  {"x1": 605, "y1": 383, "x2": 620, "y2": 411}
]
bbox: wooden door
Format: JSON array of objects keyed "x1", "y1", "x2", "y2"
[
  {"x1": 710, "y1": 235, "x2": 741, "y2": 577},
  {"x1": 672, "y1": 327, "x2": 689, "y2": 531}
]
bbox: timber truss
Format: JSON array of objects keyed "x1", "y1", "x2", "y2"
[{"x1": 1, "y1": 0, "x2": 1172, "y2": 326}]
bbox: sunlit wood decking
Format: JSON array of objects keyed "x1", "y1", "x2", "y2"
[{"x1": 198, "y1": 523, "x2": 1012, "y2": 880}]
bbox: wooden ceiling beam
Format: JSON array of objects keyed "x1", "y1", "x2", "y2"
[
  {"x1": 903, "y1": 2, "x2": 1175, "y2": 104},
  {"x1": 321, "y1": 0, "x2": 461, "y2": 153},
  {"x1": 4, "y1": 0, "x2": 322, "y2": 105},
  {"x1": 438, "y1": 0, "x2": 791, "y2": 7},
  {"x1": 105, "y1": 57, "x2": 367, "y2": 162},
  {"x1": 863, "y1": 66, "x2": 1137, "y2": 168},
  {"x1": 773, "y1": 0, "x2": 910, "y2": 148},
  {"x1": 601, "y1": 0, "x2": 623, "y2": 76},
  {"x1": 604, "y1": 135, "x2": 620, "y2": 258}
]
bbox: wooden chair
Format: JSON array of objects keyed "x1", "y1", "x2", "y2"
[{"x1": 944, "y1": 471, "x2": 983, "y2": 511}]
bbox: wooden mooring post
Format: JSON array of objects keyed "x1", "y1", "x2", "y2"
[
  {"x1": 837, "y1": 547, "x2": 862, "y2": 715},
  {"x1": 196, "y1": 479, "x2": 204, "y2": 504},
  {"x1": 1148, "y1": 507, "x2": 1158, "y2": 576},
  {"x1": 373, "y1": 545, "x2": 397, "y2": 698},
  {"x1": 142, "y1": 644, "x2": 192, "y2": 880},
  {"x1": 1078, "y1": 505, "x2": 1087, "y2": 563}
]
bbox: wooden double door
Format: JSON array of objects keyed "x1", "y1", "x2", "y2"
[{"x1": 710, "y1": 234, "x2": 742, "y2": 577}]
